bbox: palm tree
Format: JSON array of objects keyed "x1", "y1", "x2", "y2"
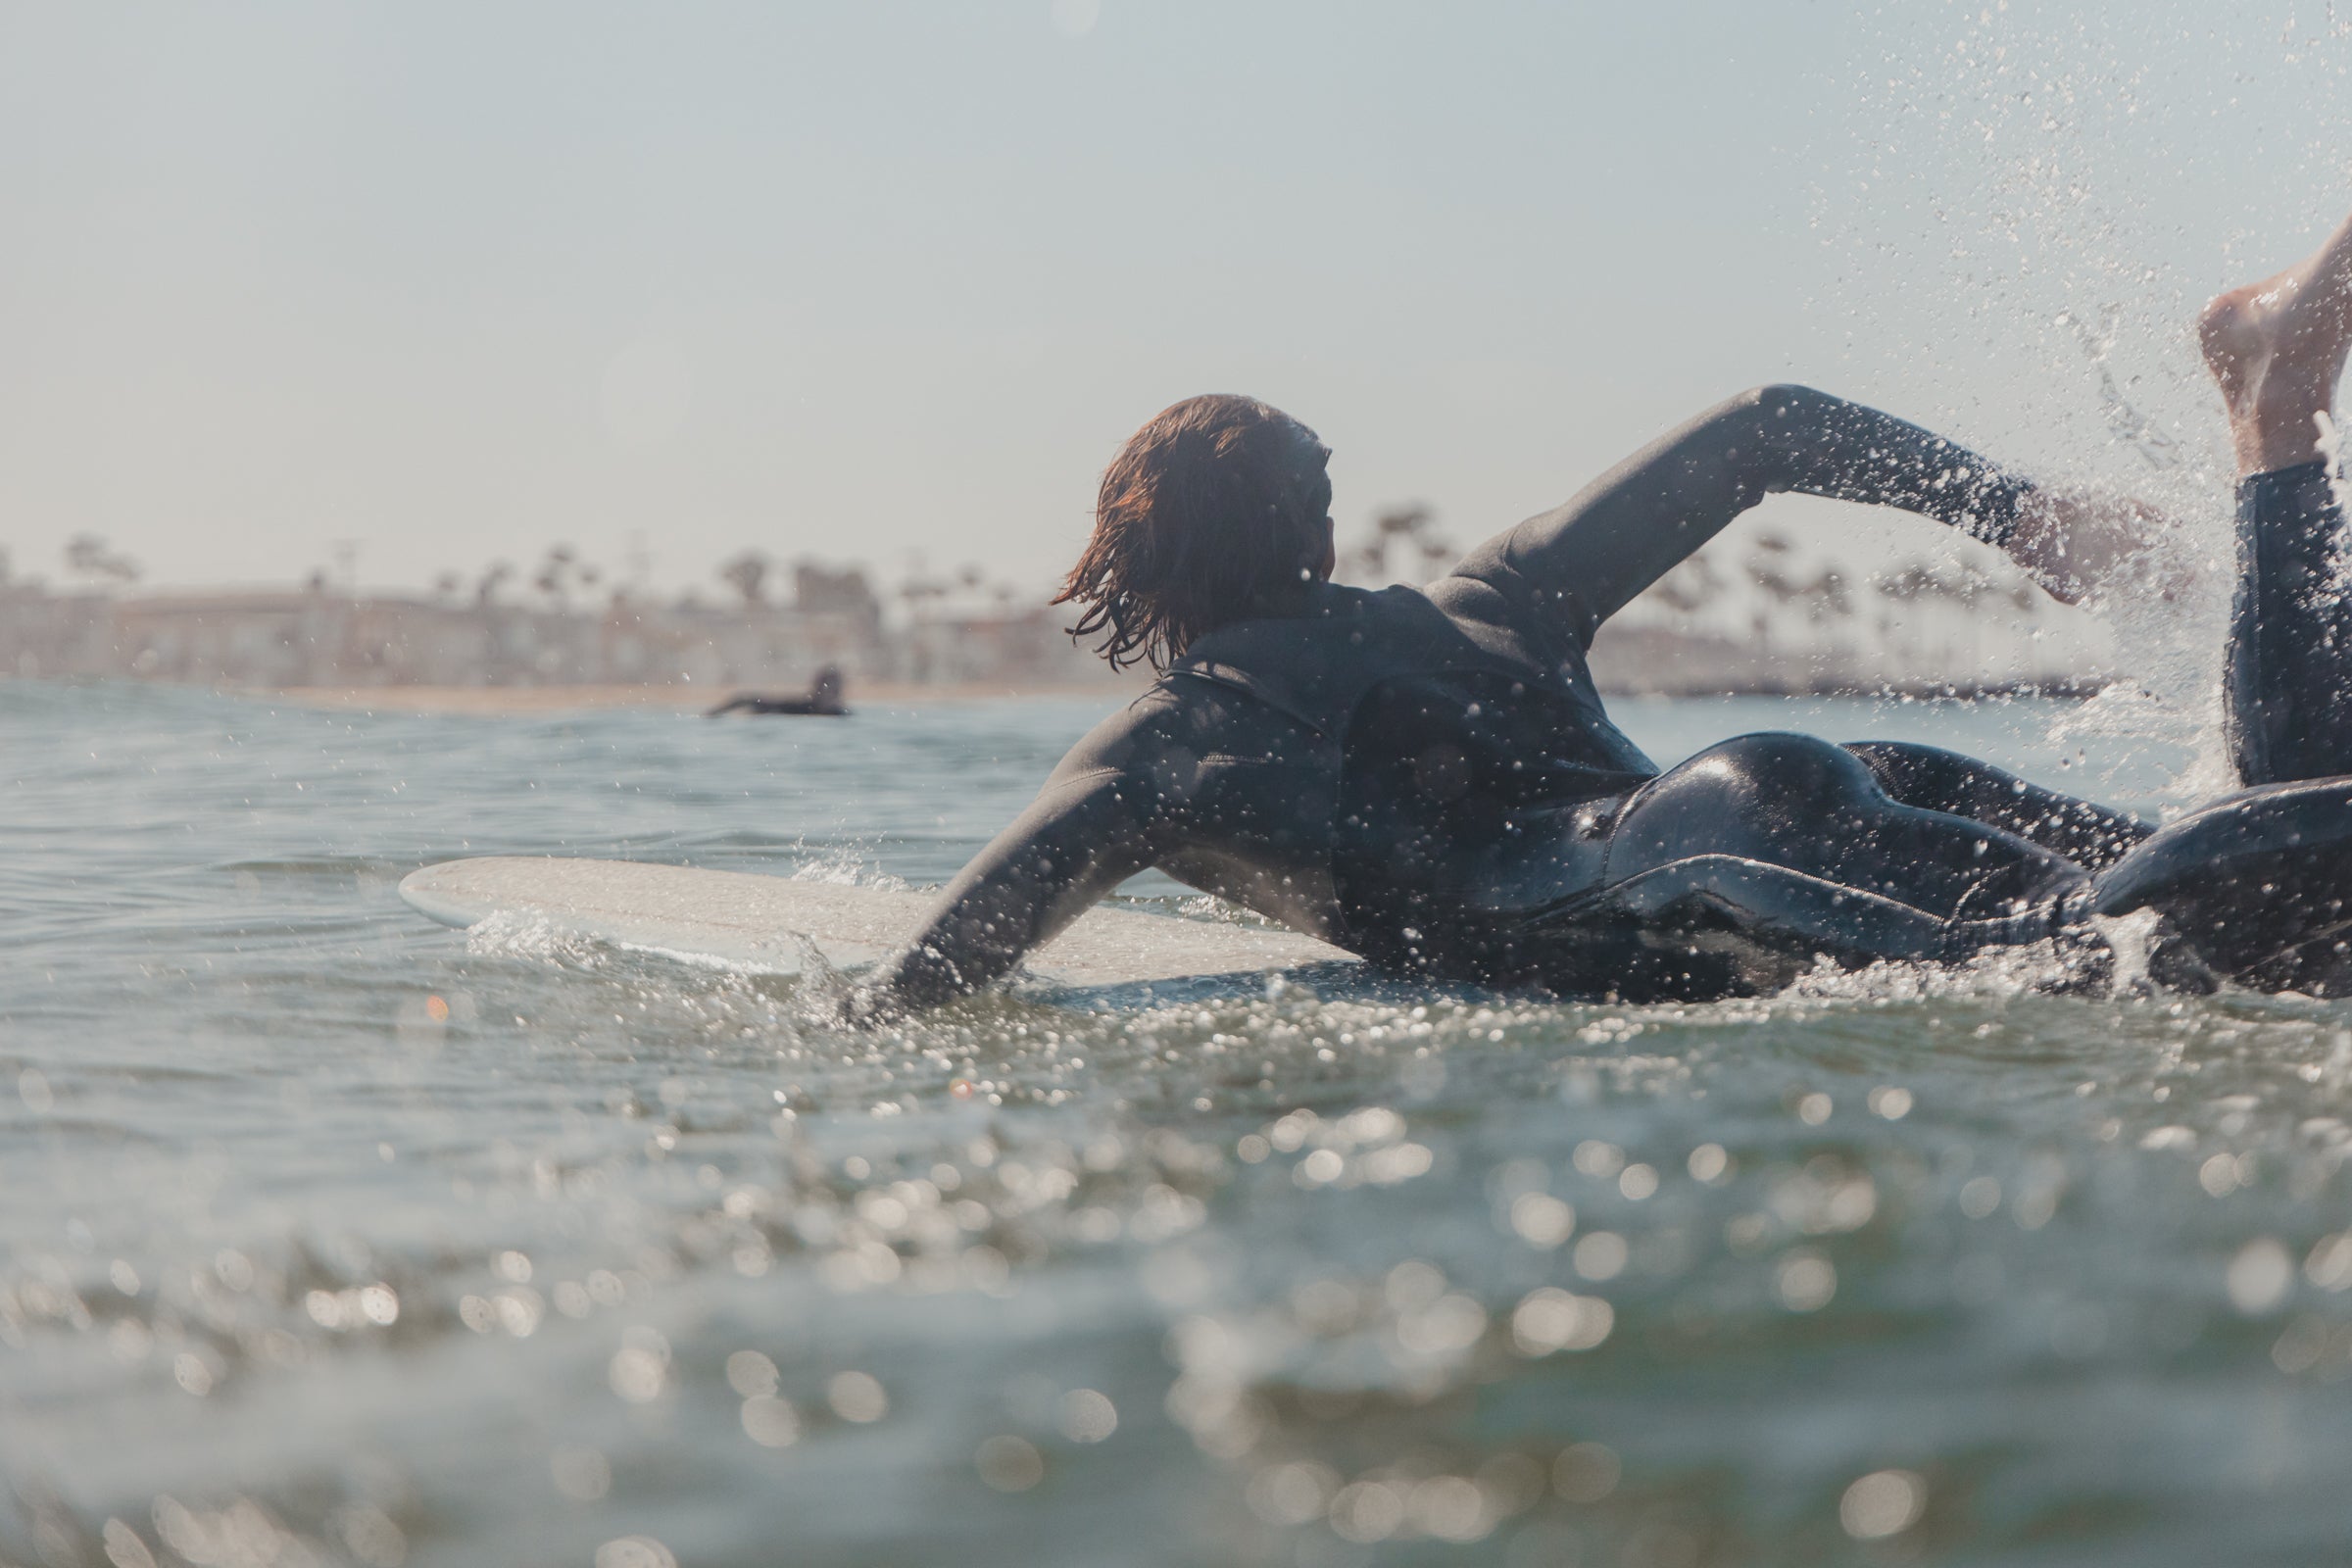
[
  {"x1": 1646, "y1": 551, "x2": 1726, "y2": 613},
  {"x1": 64, "y1": 533, "x2": 140, "y2": 586},
  {"x1": 1348, "y1": 504, "x2": 1450, "y2": 583},
  {"x1": 534, "y1": 544, "x2": 579, "y2": 611},
  {"x1": 719, "y1": 551, "x2": 769, "y2": 607}
]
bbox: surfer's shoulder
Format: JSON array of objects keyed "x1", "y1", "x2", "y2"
[
  {"x1": 1041, "y1": 687, "x2": 1184, "y2": 788},
  {"x1": 1043, "y1": 669, "x2": 1298, "y2": 786}
]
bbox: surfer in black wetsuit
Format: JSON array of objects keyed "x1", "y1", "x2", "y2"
[
  {"x1": 709, "y1": 665, "x2": 848, "y2": 717},
  {"x1": 860, "y1": 204, "x2": 2352, "y2": 1013}
]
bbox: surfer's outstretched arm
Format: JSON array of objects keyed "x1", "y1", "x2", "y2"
[
  {"x1": 858, "y1": 762, "x2": 1167, "y2": 1015},
  {"x1": 2200, "y1": 204, "x2": 2352, "y2": 785},
  {"x1": 1448, "y1": 385, "x2": 2047, "y2": 646}
]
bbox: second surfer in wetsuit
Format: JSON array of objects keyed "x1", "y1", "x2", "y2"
[
  {"x1": 859, "y1": 202, "x2": 2352, "y2": 1013},
  {"x1": 708, "y1": 665, "x2": 849, "y2": 717}
]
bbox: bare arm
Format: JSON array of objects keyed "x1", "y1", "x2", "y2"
[
  {"x1": 1449, "y1": 384, "x2": 2040, "y2": 647},
  {"x1": 856, "y1": 764, "x2": 1168, "y2": 1014}
]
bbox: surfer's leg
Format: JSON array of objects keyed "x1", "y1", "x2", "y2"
[
  {"x1": 1841, "y1": 741, "x2": 2151, "y2": 870},
  {"x1": 2220, "y1": 464, "x2": 2352, "y2": 784},
  {"x1": 2066, "y1": 217, "x2": 2352, "y2": 991},
  {"x1": 2201, "y1": 205, "x2": 2352, "y2": 784},
  {"x1": 1593, "y1": 733, "x2": 2086, "y2": 955},
  {"x1": 1496, "y1": 734, "x2": 2107, "y2": 1001}
]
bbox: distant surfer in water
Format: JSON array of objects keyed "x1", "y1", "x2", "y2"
[
  {"x1": 860, "y1": 204, "x2": 2352, "y2": 1013},
  {"x1": 708, "y1": 665, "x2": 848, "y2": 717}
]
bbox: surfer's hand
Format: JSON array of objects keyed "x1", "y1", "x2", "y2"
[{"x1": 2006, "y1": 489, "x2": 2173, "y2": 606}]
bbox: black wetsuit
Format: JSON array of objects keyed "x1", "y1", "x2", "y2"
[
  {"x1": 709, "y1": 666, "x2": 848, "y2": 717},
  {"x1": 875, "y1": 388, "x2": 2352, "y2": 1008}
]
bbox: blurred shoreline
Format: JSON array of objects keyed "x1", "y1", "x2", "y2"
[
  {"x1": 1, "y1": 538, "x2": 2114, "y2": 709},
  {"x1": 0, "y1": 668, "x2": 2108, "y2": 720},
  {"x1": 254, "y1": 678, "x2": 1140, "y2": 715}
]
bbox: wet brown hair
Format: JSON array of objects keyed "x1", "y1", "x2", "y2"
[{"x1": 1055, "y1": 394, "x2": 1333, "y2": 670}]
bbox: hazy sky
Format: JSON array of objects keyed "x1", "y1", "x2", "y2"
[{"x1": 4, "y1": 1, "x2": 2350, "y2": 597}]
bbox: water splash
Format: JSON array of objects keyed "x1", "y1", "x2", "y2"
[{"x1": 1818, "y1": 4, "x2": 2352, "y2": 804}]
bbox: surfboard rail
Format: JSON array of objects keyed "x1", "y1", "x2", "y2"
[{"x1": 398, "y1": 856, "x2": 1355, "y2": 988}]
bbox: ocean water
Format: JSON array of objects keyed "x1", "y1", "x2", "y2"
[{"x1": 3, "y1": 680, "x2": 2349, "y2": 1568}]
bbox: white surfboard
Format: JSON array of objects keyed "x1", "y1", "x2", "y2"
[{"x1": 398, "y1": 857, "x2": 1357, "y2": 990}]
